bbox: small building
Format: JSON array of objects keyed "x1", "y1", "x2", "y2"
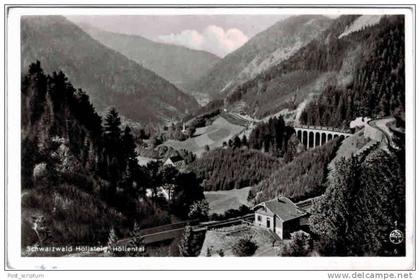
[
  {"x1": 253, "y1": 196, "x2": 308, "y2": 240},
  {"x1": 163, "y1": 155, "x2": 186, "y2": 170},
  {"x1": 181, "y1": 122, "x2": 187, "y2": 134}
]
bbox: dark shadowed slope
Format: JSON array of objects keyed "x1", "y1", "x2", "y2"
[
  {"x1": 75, "y1": 22, "x2": 220, "y2": 92},
  {"x1": 21, "y1": 16, "x2": 199, "y2": 124}
]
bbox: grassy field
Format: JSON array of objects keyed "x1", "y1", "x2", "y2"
[
  {"x1": 204, "y1": 187, "x2": 252, "y2": 215},
  {"x1": 162, "y1": 115, "x2": 245, "y2": 157},
  {"x1": 199, "y1": 224, "x2": 280, "y2": 257},
  {"x1": 220, "y1": 112, "x2": 251, "y2": 127}
]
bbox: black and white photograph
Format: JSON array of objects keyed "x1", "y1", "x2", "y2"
[{"x1": 1, "y1": 1, "x2": 417, "y2": 276}]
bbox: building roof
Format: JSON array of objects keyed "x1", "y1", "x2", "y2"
[
  {"x1": 167, "y1": 155, "x2": 183, "y2": 163},
  {"x1": 254, "y1": 196, "x2": 307, "y2": 222}
]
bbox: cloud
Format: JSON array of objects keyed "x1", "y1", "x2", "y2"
[{"x1": 158, "y1": 25, "x2": 248, "y2": 57}]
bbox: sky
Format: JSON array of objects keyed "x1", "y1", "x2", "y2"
[{"x1": 66, "y1": 15, "x2": 289, "y2": 57}]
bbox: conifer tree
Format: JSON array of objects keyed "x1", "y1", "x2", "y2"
[
  {"x1": 122, "y1": 126, "x2": 137, "y2": 161},
  {"x1": 106, "y1": 228, "x2": 118, "y2": 256},
  {"x1": 233, "y1": 136, "x2": 242, "y2": 149},
  {"x1": 22, "y1": 61, "x2": 47, "y2": 127},
  {"x1": 241, "y1": 135, "x2": 248, "y2": 148},
  {"x1": 178, "y1": 226, "x2": 195, "y2": 257},
  {"x1": 206, "y1": 247, "x2": 212, "y2": 257},
  {"x1": 104, "y1": 108, "x2": 122, "y2": 156},
  {"x1": 103, "y1": 108, "x2": 123, "y2": 184},
  {"x1": 128, "y1": 222, "x2": 146, "y2": 256}
]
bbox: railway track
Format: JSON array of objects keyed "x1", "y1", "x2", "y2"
[{"x1": 115, "y1": 213, "x2": 255, "y2": 246}]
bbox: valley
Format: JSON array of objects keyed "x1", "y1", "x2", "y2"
[
  {"x1": 20, "y1": 13, "x2": 406, "y2": 258},
  {"x1": 74, "y1": 22, "x2": 220, "y2": 92}
]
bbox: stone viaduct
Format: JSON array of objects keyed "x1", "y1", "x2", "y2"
[{"x1": 294, "y1": 125, "x2": 352, "y2": 149}]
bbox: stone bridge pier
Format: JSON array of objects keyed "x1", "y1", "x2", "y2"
[{"x1": 294, "y1": 125, "x2": 352, "y2": 150}]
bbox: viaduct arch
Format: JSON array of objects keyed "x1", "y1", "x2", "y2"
[{"x1": 294, "y1": 125, "x2": 352, "y2": 149}]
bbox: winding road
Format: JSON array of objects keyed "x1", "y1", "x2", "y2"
[{"x1": 368, "y1": 117, "x2": 395, "y2": 148}]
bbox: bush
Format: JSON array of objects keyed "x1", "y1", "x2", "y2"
[
  {"x1": 188, "y1": 199, "x2": 209, "y2": 221},
  {"x1": 232, "y1": 237, "x2": 258, "y2": 256},
  {"x1": 281, "y1": 230, "x2": 313, "y2": 256}
]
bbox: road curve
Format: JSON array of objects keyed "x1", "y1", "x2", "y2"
[{"x1": 368, "y1": 117, "x2": 395, "y2": 148}]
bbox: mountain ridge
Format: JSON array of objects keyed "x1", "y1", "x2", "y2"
[
  {"x1": 74, "y1": 21, "x2": 220, "y2": 92},
  {"x1": 21, "y1": 16, "x2": 200, "y2": 125},
  {"x1": 222, "y1": 15, "x2": 361, "y2": 119},
  {"x1": 223, "y1": 15, "x2": 404, "y2": 127},
  {"x1": 190, "y1": 15, "x2": 333, "y2": 99}
]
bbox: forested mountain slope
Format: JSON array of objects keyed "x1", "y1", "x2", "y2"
[
  {"x1": 310, "y1": 146, "x2": 405, "y2": 256},
  {"x1": 300, "y1": 15, "x2": 405, "y2": 127},
  {"x1": 77, "y1": 23, "x2": 220, "y2": 92},
  {"x1": 223, "y1": 15, "x2": 360, "y2": 118},
  {"x1": 223, "y1": 15, "x2": 404, "y2": 125},
  {"x1": 21, "y1": 62, "x2": 204, "y2": 251},
  {"x1": 21, "y1": 16, "x2": 199, "y2": 125},
  {"x1": 190, "y1": 147, "x2": 282, "y2": 191},
  {"x1": 191, "y1": 15, "x2": 332, "y2": 99},
  {"x1": 249, "y1": 138, "x2": 341, "y2": 203}
]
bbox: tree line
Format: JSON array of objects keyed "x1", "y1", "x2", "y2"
[
  {"x1": 300, "y1": 16, "x2": 405, "y2": 127},
  {"x1": 249, "y1": 137, "x2": 341, "y2": 203},
  {"x1": 278, "y1": 124, "x2": 406, "y2": 257},
  {"x1": 21, "y1": 61, "x2": 205, "y2": 250},
  {"x1": 190, "y1": 147, "x2": 282, "y2": 191},
  {"x1": 248, "y1": 116, "x2": 295, "y2": 157},
  {"x1": 224, "y1": 15, "x2": 360, "y2": 118},
  {"x1": 309, "y1": 146, "x2": 405, "y2": 256}
]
